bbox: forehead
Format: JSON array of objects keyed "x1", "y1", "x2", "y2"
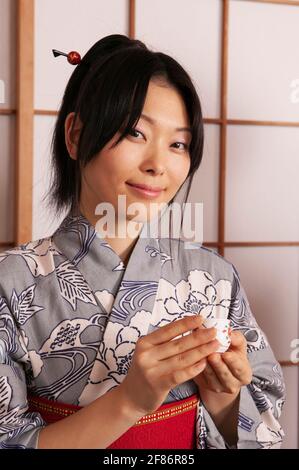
[
  {"x1": 141, "y1": 80, "x2": 191, "y2": 130},
  {"x1": 140, "y1": 113, "x2": 191, "y2": 135}
]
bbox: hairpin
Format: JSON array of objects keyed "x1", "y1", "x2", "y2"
[{"x1": 52, "y1": 49, "x2": 81, "y2": 65}]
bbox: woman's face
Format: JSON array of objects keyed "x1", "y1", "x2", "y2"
[{"x1": 65, "y1": 79, "x2": 192, "y2": 226}]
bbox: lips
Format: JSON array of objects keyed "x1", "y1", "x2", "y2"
[
  {"x1": 126, "y1": 181, "x2": 165, "y2": 199},
  {"x1": 126, "y1": 182, "x2": 165, "y2": 192}
]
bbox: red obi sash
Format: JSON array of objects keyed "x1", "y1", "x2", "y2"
[{"x1": 27, "y1": 393, "x2": 199, "y2": 449}]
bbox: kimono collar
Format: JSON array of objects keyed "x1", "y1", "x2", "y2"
[
  {"x1": 51, "y1": 210, "x2": 163, "y2": 322},
  {"x1": 51, "y1": 209, "x2": 164, "y2": 269}
]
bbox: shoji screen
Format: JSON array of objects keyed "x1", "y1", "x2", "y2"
[
  {"x1": 1, "y1": 0, "x2": 298, "y2": 449},
  {"x1": 0, "y1": 0, "x2": 16, "y2": 250}
]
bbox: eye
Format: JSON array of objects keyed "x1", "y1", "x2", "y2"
[
  {"x1": 127, "y1": 129, "x2": 189, "y2": 151},
  {"x1": 172, "y1": 142, "x2": 189, "y2": 151},
  {"x1": 128, "y1": 128, "x2": 144, "y2": 139}
]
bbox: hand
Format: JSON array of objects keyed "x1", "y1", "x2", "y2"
[
  {"x1": 119, "y1": 315, "x2": 219, "y2": 416},
  {"x1": 193, "y1": 330, "x2": 252, "y2": 395}
]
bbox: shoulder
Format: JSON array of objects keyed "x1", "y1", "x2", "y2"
[
  {"x1": 158, "y1": 237, "x2": 236, "y2": 282},
  {"x1": 0, "y1": 236, "x2": 57, "y2": 279}
]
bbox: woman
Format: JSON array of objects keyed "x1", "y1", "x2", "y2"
[{"x1": 0, "y1": 34, "x2": 285, "y2": 449}]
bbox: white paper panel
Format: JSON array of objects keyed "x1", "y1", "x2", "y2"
[
  {"x1": 32, "y1": 115, "x2": 66, "y2": 240},
  {"x1": 0, "y1": 116, "x2": 15, "y2": 242},
  {"x1": 280, "y1": 366, "x2": 298, "y2": 449},
  {"x1": 224, "y1": 247, "x2": 299, "y2": 362},
  {"x1": 188, "y1": 124, "x2": 219, "y2": 242},
  {"x1": 135, "y1": 0, "x2": 222, "y2": 118},
  {"x1": 226, "y1": 126, "x2": 299, "y2": 242},
  {"x1": 34, "y1": 0, "x2": 128, "y2": 110},
  {"x1": 0, "y1": 0, "x2": 16, "y2": 108},
  {"x1": 228, "y1": 1, "x2": 299, "y2": 121}
]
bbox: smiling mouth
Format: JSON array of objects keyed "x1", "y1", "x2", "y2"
[
  {"x1": 126, "y1": 182, "x2": 165, "y2": 192},
  {"x1": 126, "y1": 182, "x2": 165, "y2": 198}
]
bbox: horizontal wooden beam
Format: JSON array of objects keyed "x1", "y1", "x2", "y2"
[
  {"x1": 0, "y1": 109, "x2": 16, "y2": 115},
  {"x1": 227, "y1": 119, "x2": 299, "y2": 128},
  {"x1": 219, "y1": 241, "x2": 299, "y2": 247},
  {"x1": 0, "y1": 242, "x2": 15, "y2": 248},
  {"x1": 34, "y1": 109, "x2": 58, "y2": 116},
  {"x1": 279, "y1": 361, "x2": 299, "y2": 367},
  {"x1": 203, "y1": 242, "x2": 299, "y2": 248},
  {"x1": 32, "y1": 111, "x2": 299, "y2": 129},
  {"x1": 247, "y1": 0, "x2": 299, "y2": 6}
]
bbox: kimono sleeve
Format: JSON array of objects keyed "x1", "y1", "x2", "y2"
[
  {"x1": 201, "y1": 263, "x2": 286, "y2": 449},
  {"x1": 0, "y1": 293, "x2": 46, "y2": 449}
]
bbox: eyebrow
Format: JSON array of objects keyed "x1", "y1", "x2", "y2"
[{"x1": 140, "y1": 113, "x2": 192, "y2": 134}]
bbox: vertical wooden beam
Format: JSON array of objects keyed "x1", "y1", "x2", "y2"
[
  {"x1": 129, "y1": 0, "x2": 135, "y2": 39},
  {"x1": 15, "y1": 0, "x2": 34, "y2": 244},
  {"x1": 218, "y1": 0, "x2": 229, "y2": 257}
]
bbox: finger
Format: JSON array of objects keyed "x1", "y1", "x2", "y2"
[
  {"x1": 222, "y1": 351, "x2": 252, "y2": 384},
  {"x1": 229, "y1": 331, "x2": 247, "y2": 352},
  {"x1": 164, "y1": 357, "x2": 208, "y2": 390},
  {"x1": 153, "y1": 325, "x2": 217, "y2": 361},
  {"x1": 201, "y1": 362, "x2": 225, "y2": 393},
  {"x1": 158, "y1": 338, "x2": 220, "y2": 376},
  {"x1": 193, "y1": 357, "x2": 208, "y2": 375},
  {"x1": 207, "y1": 353, "x2": 240, "y2": 394},
  {"x1": 145, "y1": 315, "x2": 204, "y2": 347}
]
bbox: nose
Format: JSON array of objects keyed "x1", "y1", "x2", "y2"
[{"x1": 140, "y1": 144, "x2": 166, "y2": 175}]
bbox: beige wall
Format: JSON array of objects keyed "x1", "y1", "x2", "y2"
[{"x1": 1, "y1": 0, "x2": 299, "y2": 448}]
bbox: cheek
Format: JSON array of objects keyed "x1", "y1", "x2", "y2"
[
  {"x1": 101, "y1": 146, "x2": 138, "y2": 178},
  {"x1": 168, "y1": 157, "x2": 191, "y2": 186},
  {"x1": 85, "y1": 152, "x2": 130, "y2": 185},
  {"x1": 84, "y1": 160, "x2": 106, "y2": 188},
  {"x1": 81, "y1": 157, "x2": 115, "y2": 203}
]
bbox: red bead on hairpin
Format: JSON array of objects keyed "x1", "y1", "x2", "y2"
[{"x1": 52, "y1": 49, "x2": 81, "y2": 65}]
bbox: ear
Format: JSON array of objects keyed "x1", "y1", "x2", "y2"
[{"x1": 64, "y1": 112, "x2": 83, "y2": 160}]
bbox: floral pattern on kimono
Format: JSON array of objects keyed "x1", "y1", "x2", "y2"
[{"x1": 0, "y1": 212, "x2": 285, "y2": 448}]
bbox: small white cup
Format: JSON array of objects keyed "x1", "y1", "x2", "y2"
[{"x1": 202, "y1": 317, "x2": 231, "y2": 353}]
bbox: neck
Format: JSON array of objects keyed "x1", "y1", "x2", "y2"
[{"x1": 79, "y1": 204, "x2": 144, "y2": 266}]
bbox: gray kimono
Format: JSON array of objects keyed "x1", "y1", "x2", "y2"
[{"x1": 0, "y1": 212, "x2": 285, "y2": 448}]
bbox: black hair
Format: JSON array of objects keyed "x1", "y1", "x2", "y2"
[{"x1": 47, "y1": 34, "x2": 204, "y2": 263}]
